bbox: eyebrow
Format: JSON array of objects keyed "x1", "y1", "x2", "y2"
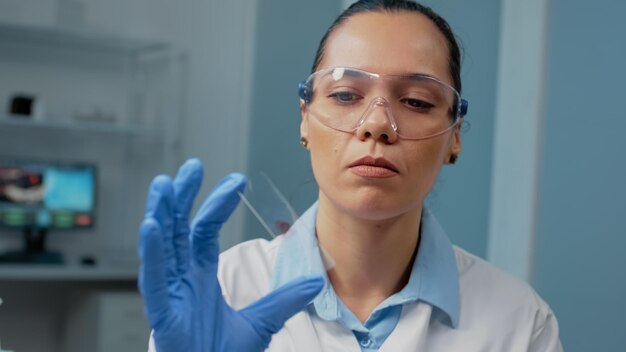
[
  {"x1": 402, "y1": 72, "x2": 440, "y2": 81},
  {"x1": 319, "y1": 67, "x2": 442, "y2": 82}
]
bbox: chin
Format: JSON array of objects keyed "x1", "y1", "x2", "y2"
[{"x1": 328, "y1": 187, "x2": 422, "y2": 222}]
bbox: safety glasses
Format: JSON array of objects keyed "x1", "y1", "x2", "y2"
[{"x1": 299, "y1": 67, "x2": 468, "y2": 140}]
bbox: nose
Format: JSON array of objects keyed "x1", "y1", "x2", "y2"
[{"x1": 355, "y1": 97, "x2": 399, "y2": 144}]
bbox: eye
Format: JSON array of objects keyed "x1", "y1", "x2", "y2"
[
  {"x1": 401, "y1": 98, "x2": 435, "y2": 110},
  {"x1": 328, "y1": 91, "x2": 361, "y2": 103}
]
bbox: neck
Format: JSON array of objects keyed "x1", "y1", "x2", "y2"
[{"x1": 315, "y1": 193, "x2": 422, "y2": 322}]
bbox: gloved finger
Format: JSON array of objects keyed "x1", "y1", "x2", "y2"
[
  {"x1": 172, "y1": 159, "x2": 204, "y2": 275},
  {"x1": 138, "y1": 218, "x2": 174, "y2": 331},
  {"x1": 145, "y1": 175, "x2": 177, "y2": 283},
  {"x1": 145, "y1": 175, "x2": 175, "y2": 222},
  {"x1": 190, "y1": 173, "x2": 247, "y2": 269},
  {"x1": 239, "y1": 276, "x2": 324, "y2": 341}
]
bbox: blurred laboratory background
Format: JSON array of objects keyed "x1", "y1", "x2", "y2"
[{"x1": 0, "y1": 0, "x2": 623, "y2": 351}]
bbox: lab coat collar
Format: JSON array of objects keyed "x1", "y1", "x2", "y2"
[{"x1": 271, "y1": 202, "x2": 460, "y2": 328}]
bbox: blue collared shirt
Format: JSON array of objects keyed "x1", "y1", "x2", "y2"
[{"x1": 272, "y1": 202, "x2": 460, "y2": 352}]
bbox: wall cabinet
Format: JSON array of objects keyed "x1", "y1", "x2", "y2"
[{"x1": 0, "y1": 23, "x2": 182, "y2": 352}]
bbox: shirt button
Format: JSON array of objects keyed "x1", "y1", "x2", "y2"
[{"x1": 359, "y1": 336, "x2": 372, "y2": 348}]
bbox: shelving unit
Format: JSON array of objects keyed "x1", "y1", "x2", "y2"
[
  {"x1": 0, "y1": 263, "x2": 137, "y2": 281},
  {"x1": 0, "y1": 114, "x2": 161, "y2": 136},
  {"x1": 0, "y1": 22, "x2": 184, "y2": 352},
  {"x1": 0, "y1": 23, "x2": 170, "y2": 56},
  {"x1": 0, "y1": 22, "x2": 184, "y2": 262}
]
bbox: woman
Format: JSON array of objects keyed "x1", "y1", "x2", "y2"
[{"x1": 139, "y1": 1, "x2": 563, "y2": 351}]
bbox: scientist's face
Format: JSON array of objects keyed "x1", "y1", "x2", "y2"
[{"x1": 300, "y1": 11, "x2": 462, "y2": 221}]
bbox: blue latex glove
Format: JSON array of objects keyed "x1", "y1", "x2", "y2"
[{"x1": 138, "y1": 159, "x2": 324, "y2": 351}]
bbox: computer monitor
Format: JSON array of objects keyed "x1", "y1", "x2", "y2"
[{"x1": 0, "y1": 158, "x2": 96, "y2": 264}]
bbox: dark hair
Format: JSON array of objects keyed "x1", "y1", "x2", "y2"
[{"x1": 311, "y1": 0, "x2": 462, "y2": 93}]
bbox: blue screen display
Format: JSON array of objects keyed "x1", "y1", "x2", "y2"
[
  {"x1": 0, "y1": 160, "x2": 96, "y2": 229},
  {"x1": 44, "y1": 168, "x2": 94, "y2": 211}
]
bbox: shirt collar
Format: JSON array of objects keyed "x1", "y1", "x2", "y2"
[{"x1": 271, "y1": 202, "x2": 460, "y2": 328}]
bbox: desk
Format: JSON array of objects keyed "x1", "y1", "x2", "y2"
[
  {"x1": 0, "y1": 263, "x2": 138, "y2": 281},
  {"x1": 0, "y1": 263, "x2": 144, "y2": 352}
]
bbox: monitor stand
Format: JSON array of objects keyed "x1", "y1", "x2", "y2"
[{"x1": 0, "y1": 227, "x2": 64, "y2": 264}]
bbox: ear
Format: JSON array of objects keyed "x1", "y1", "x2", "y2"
[
  {"x1": 300, "y1": 99, "x2": 309, "y2": 141},
  {"x1": 445, "y1": 123, "x2": 462, "y2": 164}
]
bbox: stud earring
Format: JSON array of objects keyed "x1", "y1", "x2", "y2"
[
  {"x1": 300, "y1": 137, "x2": 308, "y2": 149},
  {"x1": 449, "y1": 154, "x2": 458, "y2": 164}
]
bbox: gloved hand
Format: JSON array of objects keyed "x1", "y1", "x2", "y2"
[{"x1": 138, "y1": 159, "x2": 324, "y2": 351}]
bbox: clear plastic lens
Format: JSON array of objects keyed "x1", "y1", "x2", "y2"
[{"x1": 304, "y1": 67, "x2": 462, "y2": 140}]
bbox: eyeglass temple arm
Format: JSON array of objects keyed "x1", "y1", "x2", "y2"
[
  {"x1": 298, "y1": 81, "x2": 311, "y2": 103},
  {"x1": 460, "y1": 99, "x2": 468, "y2": 117}
]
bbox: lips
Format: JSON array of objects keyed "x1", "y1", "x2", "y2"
[{"x1": 348, "y1": 156, "x2": 399, "y2": 178}]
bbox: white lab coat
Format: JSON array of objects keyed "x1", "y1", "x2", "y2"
[
  {"x1": 148, "y1": 233, "x2": 562, "y2": 352},
  {"x1": 218, "y1": 238, "x2": 562, "y2": 352}
]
